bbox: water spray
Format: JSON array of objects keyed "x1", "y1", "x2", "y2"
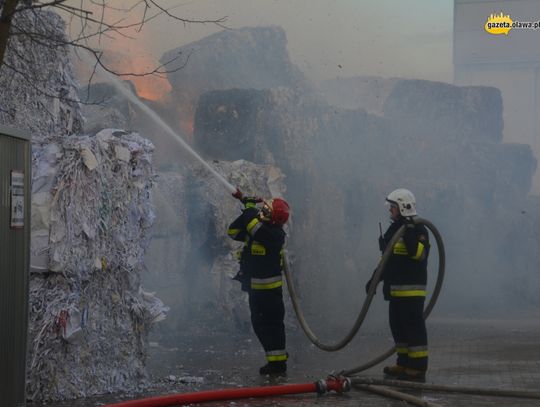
[{"x1": 80, "y1": 51, "x2": 237, "y2": 195}]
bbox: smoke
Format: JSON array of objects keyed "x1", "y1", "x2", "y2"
[
  {"x1": 64, "y1": 0, "x2": 453, "y2": 84},
  {"x1": 69, "y1": 1, "x2": 540, "y2": 349},
  {"x1": 185, "y1": 70, "x2": 538, "y2": 328}
]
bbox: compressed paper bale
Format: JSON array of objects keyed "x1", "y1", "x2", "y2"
[
  {"x1": 31, "y1": 192, "x2": 52, "y2": 230},
  {"x1": 0, "y1": 9, "x2": 83, "y2": 143},
  {"x1": 114, "y1": 145, "x2": 131, "y2": 162},
  {"x1": 80, "y1": 147, "x2": 98, "y2": 170},
  {"x1": 27, "y1": 131, "x2": 160, "y2": 402},
  {"x1": 30, "y1": 229, "x2": 50, "y2": 273}
]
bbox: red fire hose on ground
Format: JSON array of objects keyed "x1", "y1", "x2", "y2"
[{"x1": 105, "y1": 376, "x2": 351, "y2": 407}]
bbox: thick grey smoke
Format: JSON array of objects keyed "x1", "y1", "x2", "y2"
[
  {"x1": 80, "y1": 23, "x2": 538, "y2": 349},
  {"x1": 78, "y1": 2, "x2": 540, "y2": 346}
]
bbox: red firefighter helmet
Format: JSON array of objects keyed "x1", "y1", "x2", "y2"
[{"x1": 261, "y1": 198, "x2": 290, "y2": 225}]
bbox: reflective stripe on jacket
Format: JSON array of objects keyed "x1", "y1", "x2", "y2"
[
  {"x1": 379, "y1": 217, "x2": 430, "y2": 300},
  {"x1": 228, "y1": 208, "x2": 286, "y2": 291},
  {"x1": 393, "y1": 239, "x2": 427, "y2": 261}
]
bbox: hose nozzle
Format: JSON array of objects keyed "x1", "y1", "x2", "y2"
[{"x1": 232, "y1": 188, "x2": 243, "y2": 201}]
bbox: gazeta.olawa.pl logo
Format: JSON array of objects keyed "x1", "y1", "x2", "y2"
[{"x1": 485, "y1": 12, "x2": 540, "y2": 35}]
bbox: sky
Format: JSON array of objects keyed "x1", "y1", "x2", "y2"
[{"x1": 66, "y1": 0, "x2": 454, "y2": 84}]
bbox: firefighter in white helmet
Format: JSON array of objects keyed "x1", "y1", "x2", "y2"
[{"x1": 366, "y1": 188, "x2": 430, "y2": 382}]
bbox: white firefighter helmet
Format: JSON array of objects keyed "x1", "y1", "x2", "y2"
[{"x1": 386, "y1": 188, "x2": 417, "y2": 217}]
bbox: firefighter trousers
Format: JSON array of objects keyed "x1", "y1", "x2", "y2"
[
  {"x1": 248, "y1": 288, "x2": 287, "y2": 362},
  {"x1": 389, "y1": 297, "x2": 428, "y2": 371}
]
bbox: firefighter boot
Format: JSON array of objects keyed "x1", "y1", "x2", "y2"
[
  {"x1": 396, "y1": 368, "x2": 426, "y2": 382},
  {"x1": 383, "y1": 365, "x2": 406, "y2": 378},
  {"x1": 259, "y1": 361, "x2": 287, "y2": 375}
]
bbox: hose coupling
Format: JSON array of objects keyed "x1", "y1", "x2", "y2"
[{"x1": 315, "y1": 375, "x2": 351, "y2": 394}]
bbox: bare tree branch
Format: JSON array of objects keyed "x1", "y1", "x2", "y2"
[
  {"x1": 13, "y1": 1, "x2": 69, "y2": 14},
  {"x1": 0, "y1": 0, "x2": 20, "y2": 64},
  {"x1": 0, "y1": 0, "x2": 229, "y2": 103},
  {"x1": 2, "y1": 58, "x2": 101, "y2": 105},
  {"x1": 147, "y1": 0, "x2": 227, "y2": 27}
]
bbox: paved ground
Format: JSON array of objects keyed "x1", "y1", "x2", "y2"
[{"x1": 33, "y1": 314, "x2": 540, "y2": 407}]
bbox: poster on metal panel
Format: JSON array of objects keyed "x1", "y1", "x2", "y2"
[{"x1": 10, "y1": 170, "x2": 24, "y2": 229}]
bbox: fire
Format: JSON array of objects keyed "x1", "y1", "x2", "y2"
[
  {"x1": 79, "y1": 2, "x2": 173, "y2": 102},
  {"x1": 180, "y1": 118, "x2": 194, "y2": 135},
  {"x1": 125, "y1": 62, "x2": 172, "y2": 102},
  {"x1": 102, "y1": 51, "x2": 172, "y2": 102}
]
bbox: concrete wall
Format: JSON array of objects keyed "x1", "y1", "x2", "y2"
[{"x1": 454, "y1": 0, "x2": 540, "y2": 193}]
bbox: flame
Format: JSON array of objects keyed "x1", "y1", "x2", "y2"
[
  {"x1": 102, "y1": 51, "x2": 172, "y2": 102},
  {"x1": 180, "y1": 118, "x2": 194, "y2": 135},
  {"x1": 80, "y1": 2, "x2": 172, "y2": 101},
  {"x1": 127, "y1": 64, "x2": 172, "y2": 102}
]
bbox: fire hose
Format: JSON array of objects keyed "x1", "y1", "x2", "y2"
[
  {"x1": 104, "y1": 376, "x2": 351, "y2": 407},
  {"x1": 282, "y1": 212, "x2": 540, "y2": 403},
  {"x1": 351, "y1": 377, "x2": 540, "y2": 401},
  {"x1": 283, "y1": 218, "x2": 446, "y2": 360},
  {"x1": 104, "y1": 376, "x2": 455, "y2": 407},
  {"x1": 231, "y1": 188, "x2": 446, "y2": 368}
]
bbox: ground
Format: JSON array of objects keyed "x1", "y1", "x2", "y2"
[{"x1": 31, "y1": 313, "x2": 540, "y2": 407}]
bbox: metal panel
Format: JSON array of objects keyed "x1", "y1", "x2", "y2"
[{"x1": 0, "y1": 127, "x2": 31, "y2": 407}]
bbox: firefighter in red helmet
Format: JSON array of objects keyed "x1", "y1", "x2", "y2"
[{"x1": 228, "y1": 195, "x2": 290, "y2": 375}]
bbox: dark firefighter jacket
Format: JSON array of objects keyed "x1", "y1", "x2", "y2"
[
  {"x1": 379, "y1": 216, "x2": 430, "y2": 301},
  {"x1": 227, "y1": 208, "x2": 285, "y2": 291}
]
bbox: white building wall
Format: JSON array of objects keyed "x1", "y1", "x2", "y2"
[{"x1": 454, "y1": 0, "x2": 540, "y2": 193}]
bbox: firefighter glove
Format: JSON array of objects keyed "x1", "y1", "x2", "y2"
[
  {"x1": 232, "y1": 271, "x2": 250, "y2": 292},
  {"x1": 404, "y1": 217, "x2": 415, "y2": 228},
  {"x1": 366, "y1": 267, "x2": 380, "y2": 294},
  {"x1": 241, "y1": 196, "x2": 262, "y2": 209},
  {"x1": 365, "y1": 278, "x2": 376, "y2": 294}
]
